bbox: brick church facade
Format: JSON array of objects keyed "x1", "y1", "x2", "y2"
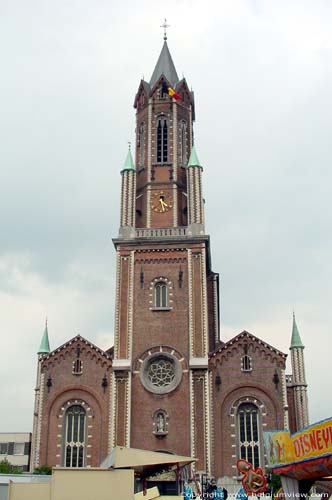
[{"x1": 31, "y1": 37, "x2": 309, "y2": 482}]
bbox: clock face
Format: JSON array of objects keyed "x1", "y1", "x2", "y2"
[{"x1": 151, "y1": 190, "x2": 173, "y2": 213}]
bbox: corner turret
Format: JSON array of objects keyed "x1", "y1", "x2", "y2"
[
  {"x1": 119, "y1": 146, "x2": 136, "y2": 239},
  {"x1": 289, "y1": 313, "x2": 309, "y2": 430},
  {"x1": 187, "y1": 145, "x2": 205, "y2": 236}
]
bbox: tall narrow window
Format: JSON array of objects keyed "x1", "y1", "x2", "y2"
[
  {"x1": 241, "y1": 355, "x2": 252, "y2": 372},
  {"x1": 73, "y1": 359, "x2": 83, "y2": 375},
  {"x1": 138, "y1": 122, "x2": 145, "y2": 167},
  {"x1": 155, "y1": 281, "x2": 168, "y2": 308},
  {"x1": 179, "y1": 121, "x2": 187, "y2": 165},
  {"x1": 238, "y1": 403, "x2": 260, "y2": 468},
  {"x1": 64, "y1": 405, "x2": 86, "y2": 467},
  {"x1": 157, "y1": 117, "x2": 168, "y2": 163}
]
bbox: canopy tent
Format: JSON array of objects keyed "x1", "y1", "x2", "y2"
[{"x1": 101, "y1": 446, "x2": 196, "y2": 478}]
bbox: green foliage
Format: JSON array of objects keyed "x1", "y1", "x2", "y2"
[
  {"x1": 0, "y1": 458, "x2": 23, "y2": 474},
  {"x1": 268, "y1": 472, "x2": 282, "y2": 497},
  {"x1": 33, "y1": 464, "x2": 52, "y2": 475}
]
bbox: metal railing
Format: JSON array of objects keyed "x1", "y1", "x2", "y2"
[{"x1": 135, "y1": 227, "x2": 188, "y2": 238}]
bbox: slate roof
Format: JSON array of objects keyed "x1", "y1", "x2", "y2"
[{"x1": 150, "y1": 41, "x2": 179, "y2": 88}]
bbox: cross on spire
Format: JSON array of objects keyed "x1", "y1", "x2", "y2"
[{"x1": 160, "y1": 18, "x2": 170, "y2": 41}]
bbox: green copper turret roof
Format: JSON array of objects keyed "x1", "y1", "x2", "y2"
[
  {"x1": 38, "y1": 321, "x2": 50, "y2": 354},
  {"x1": 187, "y1": 145, "x2": 202, "y2": 168},
  {"x1": 121, "y1": 148, "x2": 135, "y2": 172},
  {"x1": 290, "y1": 313, "x2": 304, "y2": 348},
  {"x1": 150, "y1": 41, "x2": 179, "y2": 88}
]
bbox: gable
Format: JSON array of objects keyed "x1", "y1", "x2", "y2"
[
  {"x1": 40, "y1": 335, "x2": 112, "y2": 370},
  {"x1": 209, "y1": 330, "x2": 287, "y2": 368}
]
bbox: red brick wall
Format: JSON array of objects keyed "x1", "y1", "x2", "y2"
[
  {"x1": 39, "y1": 338, "x2": 112, "y2": 468},
  {"x1": 210, "y1": 334, "x2": 286, "y2": 477}
]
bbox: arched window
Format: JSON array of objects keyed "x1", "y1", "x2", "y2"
[
  {"x1": 156, "y1": 117, "x2": 168, "y2": 163},
  {"x1": 72, "y1": 359, "x2": 82, "y2": 375},
  {"x1": 64, "y1": 405, "x2": 86, "y2": 467},
  {"x1": 241, "y1": 355, "x2": 252, "y2": 372},
  {"x1": 138, "y1": 122, "x2": 145, "y2": 167},
  {"x1": 154, "y1": 281, "x2": 168, "y2": 308},
  {"x1": 179, "y1": 121, "x2": 187, "y2": 166},
  {"x1": 237, "y1": 403, "x2": 260, "y2": 468}
]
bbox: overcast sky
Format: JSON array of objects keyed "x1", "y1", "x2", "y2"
[{"x1": 0, "y1": 0, "x2": 331, "y2": 432}]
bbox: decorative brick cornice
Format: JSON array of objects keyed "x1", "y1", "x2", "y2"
[
  {"x1": 41, "y1": 335, "x2": 112, "y2": 365},
  {"x1": 209, "y1": 330, "x2": 287, "y2": 363}
]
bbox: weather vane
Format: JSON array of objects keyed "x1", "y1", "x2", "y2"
[{"x1": 160, "y1": 18, "x2": 170, "y2": 41}]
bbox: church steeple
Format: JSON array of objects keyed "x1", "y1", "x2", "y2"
[
  {"x1": 132, "y1": 38, "x2": 195, "y2": 230},
  {"x1": 150, "y1": 41, "x2": 179, "y2": 88},
  {"x1": 112, "y1": 36, "x2": 218, "y2": 474}
]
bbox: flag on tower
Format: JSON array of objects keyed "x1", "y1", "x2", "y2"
[
  {"x1": 167, "y1": 86, "x2": 180, "y2": 100},
  {"x1": 162, "y1": 82, "x2": 180, "y2": 100}
]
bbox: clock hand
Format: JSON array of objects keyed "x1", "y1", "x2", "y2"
[{"x1": 159, "y1": 198, "x2": 168, "y2": 212}]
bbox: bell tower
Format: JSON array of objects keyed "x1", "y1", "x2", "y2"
[
  {"x1": 110, "y1": 34, "x2": 219, "y2": 475},
  {"x1": 134, "y1": 39, "x2": 195, "y2": 230}
]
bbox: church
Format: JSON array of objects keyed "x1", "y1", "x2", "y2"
[{"x1": 30, "y1": 34, "x2": 309, "y2": 485}]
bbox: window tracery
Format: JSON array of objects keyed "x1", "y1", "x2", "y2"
[
  {"x1": 72, "y1": 359, "x2": 83, "y2": 375},
  {"x1": 241, "y1": 355, "x2": 252, "y2": 372},
  {"x1": 237, "y1": 403, "x2": 261, "y2": 468},
  {"x1": 156, "y1": 116, "x2": 168, "y2": 163},
  {"x1": 147, "y1": 358, "x2": 175, "y2": 388},
  {"x1": 63, "y1": 405, "x2": 86, "y2": 467},
  {"x1": 154, "y1": 281, "x2": 168, "y2": 308}
]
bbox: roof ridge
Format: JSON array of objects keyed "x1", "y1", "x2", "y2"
[
  {"x1": 42, "y1": 334, "x2": 112, "y2": 361},
  {"x1": 209, "y1": 330, "x2": 287, "y2": 359}
]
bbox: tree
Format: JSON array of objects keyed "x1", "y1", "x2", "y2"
[
  {"x1": 33, "y1": 465, "x2": 52, "y2": 475},
  {"x1": 266, "y1": 472, "x2": 282, "y2": 498},
  {"x1": 0, "y1": 458, "x2": 23, "y2": 474}
]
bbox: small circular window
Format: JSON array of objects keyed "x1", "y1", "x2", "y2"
[{"x1": 140, "y1": 353, "x2": 182, "y2": 395}]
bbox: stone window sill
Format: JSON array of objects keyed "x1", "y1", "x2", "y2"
[{"x1": 151, "y1": 307, "x2": 171, "y2": 312}]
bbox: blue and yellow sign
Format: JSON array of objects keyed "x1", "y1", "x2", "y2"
[{"x1": 264, "y1": 417, "x2": 332, "y2": 468}]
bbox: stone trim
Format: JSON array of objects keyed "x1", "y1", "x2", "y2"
[
  {"x1": 189, "y1": 369, "x2": 195, "y2": 474},
  {"x1": 201, "y1": 248, "x2": 208, "y2": 357},
  {"x1": 41, "y1": 335, "x2": 111, "y2": 364},
  {"x1": 204, "y1": 370, "x2": 212, "y2": 475},
  {"x1": 139, "y1": 351, "x2": 182, "y2": 395},
  {"x1": 134, "y1": 345, "x2": 187, "y2": 372},
  {"x1": 229, "y1": 396, "x2": 267, "y2": 473},
  {"x1": 56, "y1": 399, "x2": 94, "y2": 468},
  {"x1": 210, "y1": 331, "x2": 287, "y2": 363},
  {"x1": 281, "y1": 368, "x2": 289, "y2": 430},
  {"x1": 108, "y1": 371, "x2": 115, "y2": 453},
  {"x1": 127, "y1": 251, "x2": 135, "y2": 359},
  {"x1": 188, "y1": 249, "x2": 194, "y2": 358}
]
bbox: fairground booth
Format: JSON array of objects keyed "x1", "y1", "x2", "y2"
[{"x1": 264, "y1": 417, "x2": 332, "y2": 498}]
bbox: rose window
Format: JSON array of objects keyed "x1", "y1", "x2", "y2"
[
  {"x1": 140, "y1": 351, "x2": 182, "y2": 395},
  {"x1": 147, "y1": 358, "x2": 175, "y2": 387}
]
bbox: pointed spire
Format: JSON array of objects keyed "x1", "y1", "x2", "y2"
[
  {"x1": 150, "y1": 41, "x2": 179, "y2": 88},
  {"x1": 290, "y1": 312, "x2": 304, "y2": 348},
  {"x1": 121, "y1": 144, "x2": 135, "y2": 172},
  {"x1": 38, "y1": 319, "x2": 50, "y2": 354},
  {"x1": 187, "y1": 145, "x2": 202, "y2": 168}
]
